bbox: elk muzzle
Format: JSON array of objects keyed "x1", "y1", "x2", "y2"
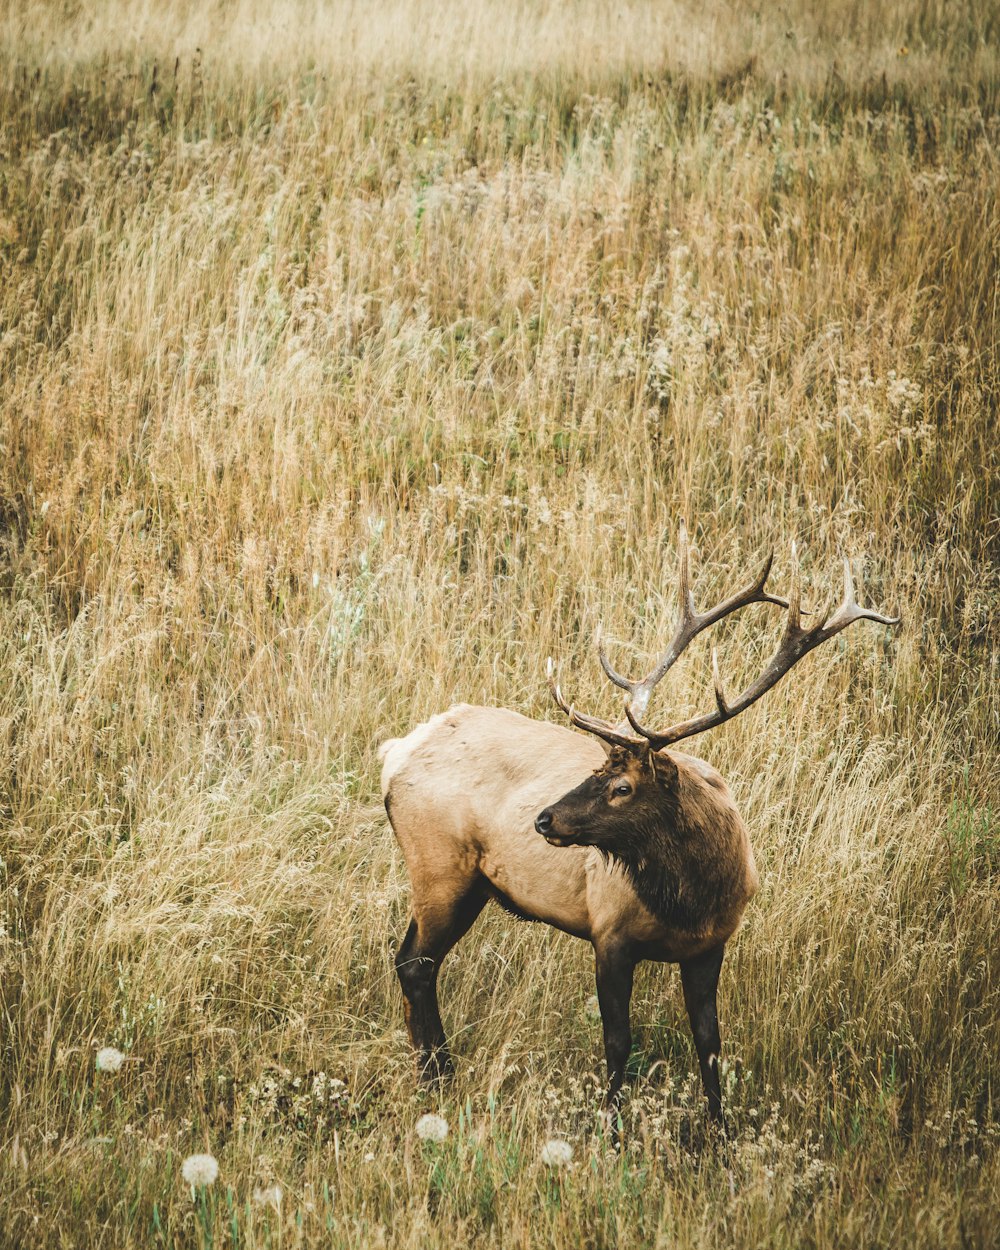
[{"x1": 534, "y1": 806, "x2": 579, "y2": 846}]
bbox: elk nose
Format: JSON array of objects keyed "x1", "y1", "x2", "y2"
[{"x1": 534, "y1": 809, "x2": 553, "y2": 835}]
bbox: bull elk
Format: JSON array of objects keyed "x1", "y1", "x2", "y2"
[{"x1": 379, "y1": 528, "x2": 898, "y2": 1128}]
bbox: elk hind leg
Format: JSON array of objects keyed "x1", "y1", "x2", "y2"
[{"x1": 395, "y1": 880, "x2": 487, "y2": 1082}]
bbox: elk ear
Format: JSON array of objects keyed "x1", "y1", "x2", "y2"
[{"x1": 650, "y1": 749, "x2": 678, "y2": 789}]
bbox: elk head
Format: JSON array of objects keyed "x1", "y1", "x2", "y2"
[
  {"x1": 537, "y1": 525, "x2": 900, "y2": 850},
  {"x1": 534, "y1": 744, "x2": 678, "y2": 850}
]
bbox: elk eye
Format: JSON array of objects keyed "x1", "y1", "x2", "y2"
[{"x1": 613, "y1": 782, "x2": 632, "y2": 796}]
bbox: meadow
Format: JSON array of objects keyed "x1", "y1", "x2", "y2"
[{"x1": 0, "y1": 0, "x2": 998, "y2": 1245}]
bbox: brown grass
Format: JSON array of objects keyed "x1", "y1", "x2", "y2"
[{"x1": 0, "y1": 1, "x2": 998, "y2": 1245}]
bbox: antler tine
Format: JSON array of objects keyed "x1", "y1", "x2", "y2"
[
  {"x1": 596, "y1": 624, "x2": 634, "y2": 694},
  {"x1": 711, "y1": 647, "x2": 729, "y2": 716},
  {"x1": 623, "y1": 551, "x2": 900, "y2": 751},
  {"x1": 824, "y1": 557, "x2": 901, "y2": 633},
  {"x1": 786, "y1": 540, "x2": 801, "y2": 633},
  {"x1": 545, "y1": 657, "x2": 567, "y2": 711},
  {"x1": 546, "y1": 657, "x2": 645, "y2": 750},
  {"x1": 678, "y1": 519, "x2": 693, "y2": 616}
]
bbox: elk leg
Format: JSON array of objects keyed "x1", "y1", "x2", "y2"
[
  {"x1": 395, "y1": 882, "x2": 488, "y2": 1082},
  {"x1": 594, "y1": 942, "x2": 636, "y2": 1120},
  {"x1": 679, "y1": 943, "x2": 726, "y2": 1128}
]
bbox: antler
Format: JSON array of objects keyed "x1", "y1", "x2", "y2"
[
  {"x1": 623, "y1": 545, "x2": 900, "y2": 749},
  {"x1": 546, "y1": 523, "x2": 789, "y2": 749},
  {"x1": 597, "y1": 521, "x2": 789, "y2": 718}
]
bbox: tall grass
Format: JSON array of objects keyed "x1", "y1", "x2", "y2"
[{"x1": 1, "y1": 1, "x2": 998, "y2": 1245}]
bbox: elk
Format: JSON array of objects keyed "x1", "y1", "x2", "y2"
[{"x1": 379, "y1": 528, "x2": 898, "y2": 1128}]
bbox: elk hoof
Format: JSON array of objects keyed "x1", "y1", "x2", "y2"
[
  {"x1": 600, "y1": 1105, "x2": 623, "y2": 1149},
  {"x1": 418, "y1": 1049, "x2": 454, "y2": 1084}
]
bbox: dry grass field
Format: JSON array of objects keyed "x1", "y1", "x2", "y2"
[{"x1": 1, "y1": 0, "x2": 999, "y2": 1245}]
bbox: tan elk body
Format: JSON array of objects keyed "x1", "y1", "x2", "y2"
[
  {"x1": 381, "y1": 708, "x2": 757, "y2": 962},
  {"x1": 380, "y1": 529, "x2": 898, "y2": 1126}
]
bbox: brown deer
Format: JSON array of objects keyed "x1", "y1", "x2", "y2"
[{"x1": 379, "y1": 529, "x2": 898, "y2": 1127}]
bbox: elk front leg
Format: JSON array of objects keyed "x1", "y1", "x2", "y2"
[
  {"x1": 679, "y1": 943, "x2": 726, "y2": 1128},
  {"x1": 594, "y1": 941, "x2": 636, "y2": 1123}
]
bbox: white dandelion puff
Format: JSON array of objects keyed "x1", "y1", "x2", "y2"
[
  {"x1": 415, "y1": 1113, "x2": 449, "y2": 1143},
  {"x1": 584, "y1": 994, "x2": 601, "y2": 1020},
  {"x1": 95, "y1": 1047, "x2": 125, "y2": 1073},
  {"x1": 540, "y1": 1139, "x2": 573, "y2": 1168},
  {"x1": 181, "y1": 1153, "x2": 219, "y2": 1188},
  {"x1": 252, "y1": 1183, "x2": 283, "y2": 1208}
]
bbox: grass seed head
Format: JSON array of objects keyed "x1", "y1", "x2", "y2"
[
  {"x1": 540, "y1": 1139, "x2": 574, "y2": 1168},
  {"x1": 181, "y1": 1153, "x2": 220, "y2": 1188},
  {"x1": 94, "y1": 1047, "x2": 125, "y2": 1073},
  {"x1": 415, "y1": 1113, "x2": 449, "y2": 1143}
]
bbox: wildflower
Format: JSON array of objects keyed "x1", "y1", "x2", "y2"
[
  {"x1": 415, "y1": 1113, "x2": 449, "y2": 1143},
  {"x1": 312, "y1": 1072, "x2": 347, "y2": 1102},
  {"x1": 540, "y1": 1139, "x2": 573, "y2": 1168},
  {"x1": 95, "y1": 1047, "x2": 125, "y2": 1073},
  {"x1": 181, "y1": 1153, "x2": 219, "y2": 1188},
  {"x1": 252, "y1": 1183, "x2": 283, "y2": 1208}
]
